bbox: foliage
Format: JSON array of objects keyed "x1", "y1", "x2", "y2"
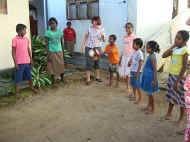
[{"x1": 31, "y1": 66, "x2": 52, "y2": 88}]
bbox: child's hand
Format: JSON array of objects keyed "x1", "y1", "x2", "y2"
[
  {"x1": 135, "y1": 72, "x2": 139, "y2": 80},
  {"x1": 152, "y1": 80, "x2": 156, "y2": 87},
  {"x1": 128, "y1": 60, "x2": 132, "y2": 67},
  {"x1": 174, "y1": 80, "x2": 179, "y2": 91},
  {"x1": 15, "y1": 64, "x2": 19, "y2": 70}
]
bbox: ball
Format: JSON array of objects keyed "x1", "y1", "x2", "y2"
[{"x1": 88, "y1": 49, "x2": 95, "y2": 57}]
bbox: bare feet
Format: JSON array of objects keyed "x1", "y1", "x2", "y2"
[
  {"x1": 176, "y1": 119, "x2": 184, "y2": 126},
  {"x1": 165, "y1": 114, "x2": 172, "y2": 120},
  {"x1": 145, "y1": 109, "x2": 154, "y2": 115},
  {"x1": 141, "y1": 107, "x2": 149, "y2": 112}
]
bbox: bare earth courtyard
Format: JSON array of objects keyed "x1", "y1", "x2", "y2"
[{"x1": 0, "y1": 70, "x2": 185, "y2": 142}]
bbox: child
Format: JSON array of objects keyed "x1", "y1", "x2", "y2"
[
  {"x1": 119, "y1": 22, "x2": 136, "y2": 96},
  {"x1": 63, "y1": 21, "x2": 76, "y2": 56},
  {"x1": 141, "y1": 41, "x2": 160, "y2": 114},
  {"x1": 45, "y1": 17, "x2": 65, "y2": 84},
  {"x1": 128, "y1": 38, "x2": 144, "y2": 104},
  {"x1": 184, "y1": 74, "x2": 190, "y2": 142},
  {"x1": 162, "y1": 30, "x2": 189, "y2": 125},
  {"x1": 12, "y1": 24, "x2": 37, "y2": 95},
  {"x1": 104, "y1": 35, "x2": 119, "y2": 86}
]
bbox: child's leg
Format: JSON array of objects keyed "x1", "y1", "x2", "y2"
[
  {"x1": 60, "y1": 73, "x2": 64, "y2": 81},
  {"x1": 86, "y1": 70, "x2": 91, "y2": 83},
  {"x1": 177, "y1": 107, "x2": 185, "y2": 125},
  {"x1": 28, "y1": 80, "x2": 38, "y2": 93},
  {"x1": 150, "y1": 95, "x2": 155, "y2": 112},
  {"x1": 165, "y1": 102, "x2": 174, "y2": 120},
  {"x1": 145, "y1": 95, "x2": 154, "y2": 114},
  {"x1": 134, "y1": 88, "x2": 142, "y2": 104},
  {"x1": 115, "y1": 72, "x2": 119, "y2": 87},
  {"x1": 109, "y1": 72, "x2": 113, "y2": 86},
  {"x1": 125, "y1": 75, "x2": 129, "y2": 93},
  {"x1": 15, "y1": 84, "x2": 20, "y2": 94},
  {"x1": 51, "y1": 75, "x2": 55, "y2": 84},
  {"x1": 130, "y1": 87, "x2": 136, "y2": 101}
]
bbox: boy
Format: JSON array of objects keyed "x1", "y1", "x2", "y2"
[
  {"x1": 12, "y1": 24, "x2": 37, "y2": 95},
  {"x1": 104, "y1": 35, "x2": 120, "y2": 86},
  {"x1": 63, "y1": 21, "x2": 76, "y2": 56}
]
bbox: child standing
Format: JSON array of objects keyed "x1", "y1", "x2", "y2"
[
  {"x1": 162, "y1": 30, "x2": 189, "y2": 125},
  {"x1": 63, "y1": 21, "x2": 76, "y2": 56},
  {"x1": 141, "y1": 41, "x2": 160, "y2": 114},
  {"x1": 128, "y1": 38, "x2": 144, "y2": 104},
  {"x1": 12, "y1": 24, "x2": 37, "y2": 95},
  {"x1": 184, "y1": 74, "x2": 190, "y2": 142},
  {"x1": 45, "y1": 17, "x2": 65, "y2": 84},
  {"x1": 119, "y1": 22, "x2": 136, "y2": 96},
  {"x1": 104, "y1": 35, "x2": 119, "y2": 86}
]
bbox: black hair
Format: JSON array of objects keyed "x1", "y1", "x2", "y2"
[
  {"x1": 48, "y1": 17, "x2": 58, "y2": 25},
  {"x1": 125, "y1": 22, "x2": 134, "y2": 29},
  {"x1": 147, "y1": 41, "x2": 160, "y2": 53},
  {"x1": 177, "y1": 30, "x2": 190, "y2": 42},
  {"x1": 67, "y1": 21, "x2": 72, "y2": 25},
  {"x1": 16, "y1": 24, "x2": 26, "y2": 33},
  {"x1": 133, "y1": 38, "x2": 143, "y2": 48},
  {"x1": 109, "y1": 34, "x2": 117, "y2": 41}
]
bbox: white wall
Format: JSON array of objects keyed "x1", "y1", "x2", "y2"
[
  {"x1": 136, "y1": 0, "x2": 173, "y2": 40},
  {"x1": 47, "y1": 0, "x2": 130, "y2": 53}
]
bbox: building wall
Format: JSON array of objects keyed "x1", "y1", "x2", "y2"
[
  {"x1": 136, "y1": 0, "x2": 173, "y2": 40},
  {"x1": 0, "y1": 0, "x2": 30, "y2": 70}
]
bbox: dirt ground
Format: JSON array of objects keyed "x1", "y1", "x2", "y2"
[{"x1": 0, "y1": 70, "x2": 186, "y2": 142}]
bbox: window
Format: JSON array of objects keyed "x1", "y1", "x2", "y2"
[
  {"x1": 172, "y1": 0, "x2": 179, "y2": 18},
  {"x1": 67, "y1": 0, "x2": 99, "y2": 20},
  {"x1": 0, "y1": 0, "x2": 7, "y2": 14}
]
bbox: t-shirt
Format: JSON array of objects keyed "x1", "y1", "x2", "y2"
[
  {"x1": 63, "y1": 27, "x2": 76, "y2": 41},
  {"x1": 131, "y1": 49, "x2": 144, "y2": 72},
  {"x1": 169, "y1": 46, "x2": 189, "y2": 75},
  {"x1": 104, "y1": 44, "x2": 119, "y2": 65},
  {"x1": 86, "y1": 25, "x2": 105, "y2": 48},
  {"x1": 45, "y1": 29, "x2": 63, "y2": 52},
  {"x1": 12, "y1": 35, "x2": 30, "y2": 64},
  {"x1": 123, "y1": 33, "x2": 135, "y2": 57}
]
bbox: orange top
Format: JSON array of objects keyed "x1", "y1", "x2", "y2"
[{"x1": 104, "y1": 44, "x2": 119, "y2": 64}]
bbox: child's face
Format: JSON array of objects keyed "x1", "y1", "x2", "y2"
[
  {"x1": 174, "y1": 33, "x2": 186, "y2": 47},
  {"x1": 19, "y1": 28, "x2": 27, "y2": 37},
  {"x1": 133, "y1": 43, "x2": 139, "y2": 50},
  {"x1": 49, "y1": 21, "x2": 57, "y2": 30},
  {"x1": 67, "y1": 23, "x2": 71, "y2": 28},
  {"x1": 126, "y1": 25, "x2": 133, "y2": 35},
  {"x1": 146, "y1": 45, "x2": 152, "y2": 53},
  {"x1": 109, "y1": 36, "x2": 115, "y2": 45}
]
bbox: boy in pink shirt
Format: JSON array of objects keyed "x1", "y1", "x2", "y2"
[{"x1": 12, "y1": 24, "x2": 37, "y2": 95}]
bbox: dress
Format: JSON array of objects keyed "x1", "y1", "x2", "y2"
[
  {"x1": 119, "y1": 33, "x2": 135, "y2": 77},
  {"x1": 141, "y1": 54, "x2": 159, "y2": 94}
]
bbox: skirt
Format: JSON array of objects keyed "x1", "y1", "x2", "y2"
[
  {"x1": 184, "y1": 114, "x2": 190, "y2": 142},
  {"x1": 130, "y1": 72, "x2": 141, "y2": 89},
  {"x1": 166, "y1": 74, "x2": 185, "y2": 108},
  {"x1": 47, "y1": 52, "x2": 64, "y2": 76},
  {"x1": 119, "y1": 56, "x2": 131, "y2": 77}
]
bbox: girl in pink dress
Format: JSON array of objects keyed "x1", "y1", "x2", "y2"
[
  {"x1": 119, "y1": 22, "x2": 136, "y2": 96},
  {"x1": 184, "y1": 74, "x2": 190, "y2": 142}
]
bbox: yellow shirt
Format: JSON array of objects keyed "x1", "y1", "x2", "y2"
[{"x1": 169, "y1": 46, "x2": 189, "y2": 75}]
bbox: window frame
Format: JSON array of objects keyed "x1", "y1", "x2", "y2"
[
  {"x1": 66, "y1": 0, "x2": 99, "y2": 20},
  {"x1": 172, "y1": 0, "x2": 179, "y2": 19}
]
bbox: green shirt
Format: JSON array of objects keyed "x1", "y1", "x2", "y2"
[{"x1": 45, "y1": 29, "x2": 63, "y2": 52}]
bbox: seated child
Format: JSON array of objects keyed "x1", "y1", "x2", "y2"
[{"x1": 104, "y1": 35, "x2": 120, "y2": 86}]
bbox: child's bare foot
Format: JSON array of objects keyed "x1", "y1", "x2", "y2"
[
  {"x1": 141, "y1": 107, "x2": 149, "y2": 112},
  {"x1": 165, "y1": 114, "x2": 172, "y2": 120},
  {"x1": 129, "y1": 96, "x2": 136, "y2": 101},
  {"x1": 145, "y1": 109, "x2": 154, "y2": 115},
  {"x1": 176, "y1": 119, "x2": 184, "y2": 126}
]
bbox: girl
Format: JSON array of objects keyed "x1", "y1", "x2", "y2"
[
  {"x1": 45, "y1": 17, "x2": 65, "y2": 84},
  {"x1": 184, "y1": 74, "x2": 190, "y2": 142},
  {"x1": 128, "y1": 38, "x2": 144, "y2": 104},
  {"x1": 81, "y1": 16, "x2": 105, "y2": 85},
  {"x1": 141, "y1": 41, "x2": 160, "y2": 114},
  {"x1": 162, "y1": 30, "x2": 189, "y2": 125},
  {"x1": 119, "y1": 22, "x2": 136, "y2": 96}
]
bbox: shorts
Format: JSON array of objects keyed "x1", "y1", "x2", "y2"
[
  {"x1": 109, "y1": 64, "x2": 119, "y2": 73},
  {"x1": 15, "y1": 64, "x2": 32, "y2": 83},
  {"x1": 130, "y1": 71, "x2": 141, "y2": 89},
  {"x1": 85, "y1": 47, "x2": 101, "y2": 71}
]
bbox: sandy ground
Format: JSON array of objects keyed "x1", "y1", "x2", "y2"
[{"x1": 0, "y1": 70, "x2": 185, "y2": 142}]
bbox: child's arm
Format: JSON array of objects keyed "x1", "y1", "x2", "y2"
[
  {"x1": 136, "y1": 60, "x2": 143, "y2": 79},
  {"x1": 28, "y1": 46, "x2": 33, "y2": 64},
  {"x1": 80, "y1": 32, "x2": 88, "y2": 53},
  {"x1": 12, "y1": 47, "x2": 18, "y2": 70},
  {"x1": 162, "y1": 45, "x2": 175, "y2": 58},
  {"x1": 150, "y1": 55, "x2": 157, "y2": 85}
]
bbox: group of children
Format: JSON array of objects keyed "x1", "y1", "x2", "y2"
[{"x1": 11, "y1": 16, "x2": 190, "y2": 141}]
